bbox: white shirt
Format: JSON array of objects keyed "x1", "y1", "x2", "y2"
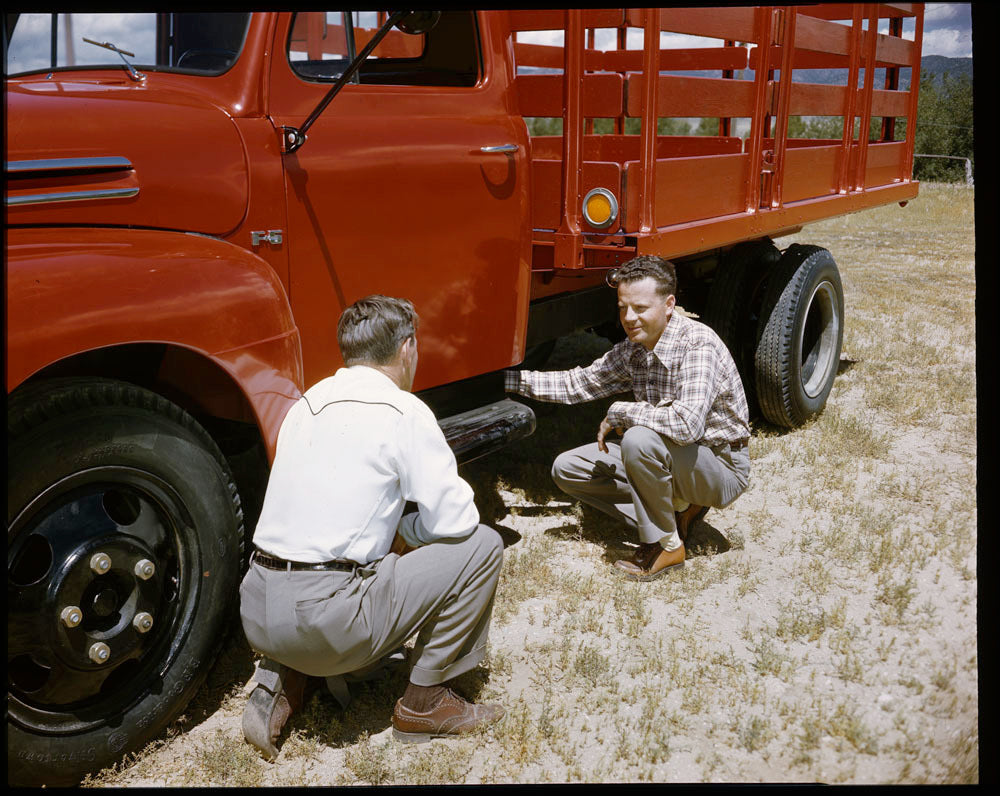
[{"x1": 252, "y1": 366, "x2": 480, "y2": 564}]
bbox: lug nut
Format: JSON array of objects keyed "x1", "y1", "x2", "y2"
[
  {"x1": 134, "y1": 559, "x2": 156, "y2": 580},
  {"x1": 133, "y1": 612, "x2": 154, "y2": 633},
  {"x1": 60, "y1": 605, "x2": 83, "y2": 628},
  {"x1": 89, "y1": 642, "x2": 111, "y2": 664},
  {"x1": 90, "y1": 552, "x2": 112, "y2": 575}
]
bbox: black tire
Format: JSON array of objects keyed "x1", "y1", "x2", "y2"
[
  {"x1": 754, "y1": 245, "x2": 844, "y2": 428},
  {"x1": 7, "y1": 378, "x2": 244, "y2": 786},
  {"x1": 701, "y1": 239, "x2": 781, "y2": 417}
]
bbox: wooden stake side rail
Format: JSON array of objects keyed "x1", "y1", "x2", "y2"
[{"x1": 504, "y1": 4, "x2": 924, "y2": 272}]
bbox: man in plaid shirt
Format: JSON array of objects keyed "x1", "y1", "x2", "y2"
[{"x1": 505, "y1": 256, "x2": 750, "y2": 580}]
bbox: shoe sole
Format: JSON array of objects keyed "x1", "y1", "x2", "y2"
[
  {"x1": 616, "y1": 560, "x2": 685, "y2": 582},
  {"x1": 242, "y1": 686, "x2": 282, "y2": 760},
  {"x1": 392, "y1": 708, "x2": 506, "y2": 744},
  {"x1": 392, "y1": 728, "x2": 438, "y2": 744}
]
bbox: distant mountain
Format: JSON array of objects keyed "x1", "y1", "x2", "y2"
[
  {"x1": 792, "y1": 55, "x2": 971, "y2": 89},
  {"x1": 919, "y1": 55, "x2": 973, "y2": 85}
]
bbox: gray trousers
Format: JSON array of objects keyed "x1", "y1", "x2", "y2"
[
  {"x1": 239, "y1": 524, "x2": 503, "y2": 687},
  {"x1": 551, "y1": 425, "x2": 750, "y2": 551}
]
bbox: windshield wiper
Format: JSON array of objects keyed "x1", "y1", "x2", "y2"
[
  {"x1": 82, "y1": 37, "x2": 145, "y2": 82},
  {"x1": 282, "y1": 10, "x2": 440, "y2": 154}
]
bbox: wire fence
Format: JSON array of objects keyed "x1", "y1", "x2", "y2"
[{"x1": 913, "y1": 154, "x2": 974, "y2": 186}]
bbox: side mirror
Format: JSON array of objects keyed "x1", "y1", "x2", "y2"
[{"x1": 394, "y1": 10, "x2": 440, "y2": 36}]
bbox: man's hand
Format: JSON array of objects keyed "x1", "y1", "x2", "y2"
[
  {"x1": 390, "y1": 531, "x2": 416, "y2": 557},
  {"x1": 597, "y1": 416, "x2": 624, "y2": 453}
]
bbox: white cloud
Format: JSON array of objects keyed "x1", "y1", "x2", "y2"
[
  {"x1": 924, "y1": 3, "x2": 962, "y2": 24},
  {"x1": 922, "y1": 27, "x2": 972, "y2": 58}
]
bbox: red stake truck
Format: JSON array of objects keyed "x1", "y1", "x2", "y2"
[{"x1": 5, "y1": 6, "x2": 923, "y2": 784}]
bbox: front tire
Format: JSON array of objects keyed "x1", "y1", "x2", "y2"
[
  {"x1": 754, "y1": 245, "x2": 845, "y2": 427},
  {"x1": 7, "y1": 378, "x2": 244, "y2": 786}
]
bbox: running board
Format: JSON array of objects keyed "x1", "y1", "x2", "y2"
[{"x1": 439, "y1": 399, "x2": 536, "y2": 465}]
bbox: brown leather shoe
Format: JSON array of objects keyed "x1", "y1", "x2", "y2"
[
  {"x1": 676, "y1": 504, "x2": 708, "y2": 543},
  {"x1": 613, "y1": 543, "x2": 685, "y2": 581},
  {"x1": 243, "y1": 662, "x2": 310, "y2": 760},
  {"x1": 392, "y1": 688, "x2": 505, "y2": 743}
]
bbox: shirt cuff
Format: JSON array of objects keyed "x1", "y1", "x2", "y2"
[
  {"x1": 606, "y1": 401, "x2": 631, "y2": 428},
  {"x1": 504, "y1": 369, "x2": 523, "y2": 394}
]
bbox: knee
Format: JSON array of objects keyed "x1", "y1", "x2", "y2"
[
  {"x1": 620, "y1": 424, "x2": 662, "y2": 461},
  {"x1": 551, "y1": 450, "x2": 577, "y2": 489},
  {"x1": 472, "y1": 524, "x2": 504, "y2": 569}
]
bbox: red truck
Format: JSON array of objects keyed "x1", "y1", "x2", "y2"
[{"x1": 5, "y1": 6, "x2": 923, "y2": 785}]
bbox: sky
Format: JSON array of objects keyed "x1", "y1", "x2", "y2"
[
  {"x1": 921, "y1": 2, "x2": 972, "y2": 58},
  {"x1": 515, "y1": 3, "x2": 973, "y2": 59}
]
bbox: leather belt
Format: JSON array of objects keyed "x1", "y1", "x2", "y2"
[
  {"x1": 729, "y1": 439, "x2": 749, "y2": 451},
  {"x1": 252, "y1": 549, "x2": 357, "y2": 572}
]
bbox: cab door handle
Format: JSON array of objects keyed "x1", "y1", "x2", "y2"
[{"x1": 479, "y1": 144, "x2": 519, "y2": 154}]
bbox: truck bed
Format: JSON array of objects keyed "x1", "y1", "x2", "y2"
[{"x1": 506, "y1": 5, "x2": 923, "y2": 276}]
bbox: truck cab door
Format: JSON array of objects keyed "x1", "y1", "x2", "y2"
[{"x1": 267, "y1": 10, "x2": 531, "y2": 392}]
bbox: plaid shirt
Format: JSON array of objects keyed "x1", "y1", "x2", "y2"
[{"x1": 506, "y1": 312, "x2": 750, "y2": 448}]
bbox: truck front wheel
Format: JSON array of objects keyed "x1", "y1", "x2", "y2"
[
  {"x1": 754, "y1": 245, "x2": 844, "y2": 428},
  {"x1": 7, "y1": 378, "x2": 244, "y2": 786}
]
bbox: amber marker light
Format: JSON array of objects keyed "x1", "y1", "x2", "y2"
[{"x1": 582, "y1": 187, "x2": 618, "y2": 230}]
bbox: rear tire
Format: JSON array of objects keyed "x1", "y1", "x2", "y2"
[
  {"x1": 7, "y1": 378, "x2": 244, "y2": 786},
  {"x1": 701, "y1": 239, "x2": 781, "y2": 417},
  {"x1": 754, "y1": 245, "x2": 844, "y2": 428}
]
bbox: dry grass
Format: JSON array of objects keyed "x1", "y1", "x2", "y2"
[{"x1": 84, "y1": 183, "x2": 977, "y2": 786}]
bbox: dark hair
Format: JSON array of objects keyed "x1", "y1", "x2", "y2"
[
  {"x1": 337, "y1": 295, "x2": 419, "y2": 366},
  {"x1": 607, "y1": 255, "x2": 677, "y2": 298}
]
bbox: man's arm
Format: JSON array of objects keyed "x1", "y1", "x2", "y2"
[
  {"x1": 604, "y1": 341, "x2": 719, "y2": 446},
  {"x1": 395, "y1": 406, "x2": 480, "y2": 548},
  {"x1": 505, "y1": 344, "x2": 633, "y2": 404}
]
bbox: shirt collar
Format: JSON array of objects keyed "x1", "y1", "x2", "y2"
[
  {"x1": 335, "y1": 364, "x2": 402, "y2": 391},
  {"x1": 650, "y1": 311, "x2": 689, "y2": 364}
]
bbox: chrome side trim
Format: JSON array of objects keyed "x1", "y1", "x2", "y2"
[
  {"x1": 5, "y1": 157, "x2": 133, "y2": 174},
  {"x1": 7, "y1": 187, "x2": 140, "y2": 207}
]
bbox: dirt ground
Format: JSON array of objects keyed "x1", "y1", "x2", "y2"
[{"x1": 83, "y1": 183, "x2": 978, "y2": 786}]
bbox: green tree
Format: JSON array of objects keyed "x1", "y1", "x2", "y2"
[{"x1": 910, "y1": 71, "x2": 974, "y2": 182}]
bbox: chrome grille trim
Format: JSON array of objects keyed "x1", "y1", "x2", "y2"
[
  {"x1": 7, "y1": 187, "x2": 140, "y2": 206},
  {"x1": 5, "y1": 156, "x2": 133, "y2": 174}
]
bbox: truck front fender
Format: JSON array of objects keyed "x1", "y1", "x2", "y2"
[{"x1": 6, "y1": 227, "x2": 303, "y2": 456}]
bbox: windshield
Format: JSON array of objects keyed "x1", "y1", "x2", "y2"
[{"x1": 6, "y1": 13, "x2": 252, "y2": 77}]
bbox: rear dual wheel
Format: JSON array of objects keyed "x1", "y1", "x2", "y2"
[
  {"x1": 7, "y1": 378, "x2": 244, "y2": 786},
  {"x1": 703, "y1": 241, "x2": 844, "y2": 428},
  {"x1": 755, "y1": 245, "x2": 845, "y2": 428},
  {"x1": 702, "y1": 239, "x2": 781, "y2": 416}
]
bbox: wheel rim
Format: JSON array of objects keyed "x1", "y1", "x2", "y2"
[
  {"x1": 7, "y1": 466, "x2": 199, "y2": 735},
  {"x1": 798, "y1": 279, "x2": 841, "y2": 399}
]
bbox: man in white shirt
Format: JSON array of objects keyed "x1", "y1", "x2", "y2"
[{"x1": 239, "y1": 295, "x2": 505, "y2": 758}]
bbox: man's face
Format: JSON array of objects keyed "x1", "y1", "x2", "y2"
[{"x1": 618, "y1": 277, "x2": 675, "y2": 351}]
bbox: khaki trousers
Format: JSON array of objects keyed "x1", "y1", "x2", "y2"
[
  {"x1": 551, "y1": 425, "x2": 750, "y2": 551},
  {"x1": 239, "y1": 524, "x2": 503, "y2": 687}
]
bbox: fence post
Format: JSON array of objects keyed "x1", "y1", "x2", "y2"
[{"x1": 913, "y1": 154, "x2": 974, "y2": 186}]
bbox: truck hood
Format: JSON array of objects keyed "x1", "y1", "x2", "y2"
[{"x1": 5, "y1": 76, "x2": 249, "y2": 236}]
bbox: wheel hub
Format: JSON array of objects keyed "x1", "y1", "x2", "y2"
[
  {"x1": 8, "y1": 469, "x2": 191, "y2": 730},
  {"x1": 47, "y1": 515, "x2": 161, "y2": 669}
]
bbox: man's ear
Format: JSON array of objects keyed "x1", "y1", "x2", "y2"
[
  {"x1": 665, "y1": 293, "x2": 677, "y2": 311},
  {"x1": 398, "y1": 335, "x2": 416, "y2": 362}
]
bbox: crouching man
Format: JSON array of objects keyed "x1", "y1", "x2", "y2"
[
  {"x1": 506, "y1": 256, "x2": 751, "y2": 580},
  {"x1": 240, "y1": 295, "x2": 505, "y2": 758}
]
